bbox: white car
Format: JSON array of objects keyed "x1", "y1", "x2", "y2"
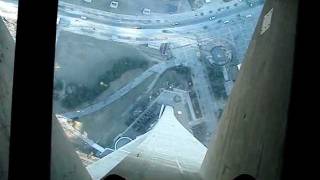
[
  {"x1": 246, "y1": 14, "x2": 252, "y2": 18},
  {"x1": 80, "y1": 16, "x2": 87, "y2": 20},
  {"x1": 110, "y1": 1, "x2": 119, "y2": 9},
  {"x1": 223, "y1": 20, "x2": 230, "y2": 24},
  {"x1": 171, "y1": 22, "x2": 179, "y2": 26},
  {"x1": 209, "y1": 16, "x2": 216, "y2": 21},
  {"x1": 142, "y1": 8, "x2": 151, "y2": 15}
]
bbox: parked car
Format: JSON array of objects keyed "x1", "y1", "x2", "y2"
[
  {"x1": 162, "y1": 30, "x2": 172, "y2": 33},
  {"x1": 142, "y1": 8, "x2": 151, "y2": 15},
  {"x1": 171, "y1": 22, "x2": 179, "y2": 26},
  {"x1": 110, "y1": 1, "x2": 119, "y2": 9},
  {"x1": 209, "y1": 16, "x2": 216, "y2": 21}
]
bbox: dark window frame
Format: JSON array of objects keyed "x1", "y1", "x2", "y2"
[
  {"x1": 5, "y1": 0, "x2": 308, "y2": 179},
  {"x1": 8, "y1": 0, "x2": 58, "y2": 179}
]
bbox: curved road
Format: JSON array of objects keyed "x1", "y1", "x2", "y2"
[
  {"x1": 58, "y1": 1, "x2": 264, "y2": 29},
  {"x1": 60, "y1": 1, "x2": 264, "y2": 121}
]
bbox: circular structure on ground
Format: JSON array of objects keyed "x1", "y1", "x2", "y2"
[
  {"x1": 209, "y1": 46, "x2": 232, "y2": 66},
  {"x1": 114, "y1": 137, "x2": 132, "y2": 150}
]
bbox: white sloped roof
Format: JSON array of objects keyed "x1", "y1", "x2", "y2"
[{"x1": 87, "y1": 106, "x2": 207, "y2": 179}]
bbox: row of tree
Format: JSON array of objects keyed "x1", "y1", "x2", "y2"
[
  {"x1": 61, "y1": 57, "x2": 148, "y2": 109},
  {"x1": 207, "y1": 65, "x2": 228, "y2": 100}
]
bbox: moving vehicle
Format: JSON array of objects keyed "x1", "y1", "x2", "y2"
[
  {"x1": 209, "y1": 16, "x2": 216, "y2": 21},
  {"x1": 142, "y1": 8, "x2": 151, "y2": 15},
  {"x1": 171, "y1": 22, "x2": 179, "y2": 26},
  {"x1": 80, "y1": 16, "x2": 87, "y2": 20}
]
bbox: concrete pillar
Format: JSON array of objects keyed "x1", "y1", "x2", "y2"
[
  {"x1": 51, "y1": 116, "x2": 92, "y2": 180},
  {"x1": 200, "y1": 0, "x2": 298, "y2": 180},
  {"x1": 0, "y1": 18, "x2": 15, "y2": 180},
  {"x1": 0, "y1": 18, "x2": 91, "y2": 180}
]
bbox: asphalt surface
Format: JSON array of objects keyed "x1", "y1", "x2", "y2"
[{"x1": 58, "y1": 0, "x2": 264, "y2": 29}]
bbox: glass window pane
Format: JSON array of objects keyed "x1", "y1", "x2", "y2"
[
  {"x1": 0, "y1": 0, "x2": 18, "y2": 179},
  {"x1": 52, "y1": 0, "x2": 265, "y2": 178}
]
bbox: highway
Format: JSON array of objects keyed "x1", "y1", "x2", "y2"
[
  {"x1": 58, "y1": 0, "x2": 263, "y2": 29},
  {"x1": 56, "y1": 0, "x2": 263, "y2": 48},
  {"x1": 0, "y1": 0, "x2": 264, "y2": 45}
]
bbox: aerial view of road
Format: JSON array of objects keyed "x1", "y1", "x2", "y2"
[{"x1": 0, "y1": 0, "x2": 265, "y2": 164}]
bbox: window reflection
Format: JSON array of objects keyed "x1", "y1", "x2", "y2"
[{"x1": 53, "y1": 0, "x2": 265, "y2": 166}]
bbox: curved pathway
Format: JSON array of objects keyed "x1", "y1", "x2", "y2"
[{"x1": 62, "y1": 60, "x2": 176, "y2": 119}]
